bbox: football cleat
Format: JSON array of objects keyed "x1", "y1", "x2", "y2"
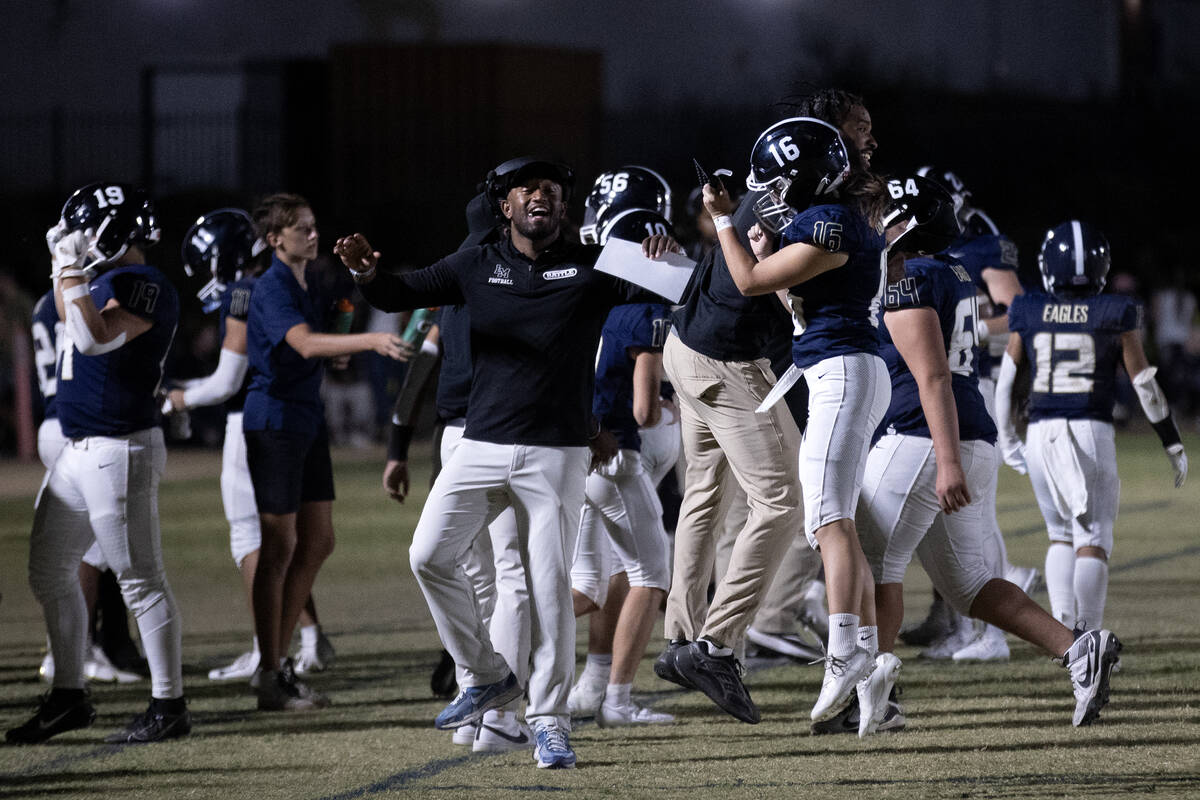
[
  {"x1": 857, "y1": 653, "x2": 902, "y2": 738},
  {"x1": 811, "y1": 647, "x2": 873, "y2": 722},
  {"x1": 5, "y1": 689, "x2": 96, "y2": 745},
  {"x1": 434, "y1": 672, "x2": 522, "y2": 730},
  {"x1": 104, "y1": 698, "x2": 191, "y2": 744},
  {"x1": 208, "y1": 647, "x2": 260, "y2": 681},
  {"x1": 952, "y1": 625, "x2": 1010, "y2": 662},
  {"x1": 1067, "y1": 628, "x2": 1122, "y2": 726},
  {"x1": 532, "y1": 722, "x2": 576, "y2": 769},
  {"x1": 597, "y1": 698, "x2": 675, "y2": 728}
]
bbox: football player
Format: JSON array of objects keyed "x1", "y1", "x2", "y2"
[
  {"x1": 859, "y1": 178, "x2": 1125, "y2": 729},
  {"x1": 903, "y1": 166, "x2": 1039, "y2": 662},
  {"x1": 165, "y1": 208, "x2": 335, "y2": 682},
  {"x1": 700, "y1": 116, "x2": 893, "y2": 726},
  {"x1": 7, "y1": 183, "x2": 189, "y2": 744},
  {"x1": 579, "y1": 165, "x2": 672, "y2": 244},
  {"x1": 997, "y1": 221, "x2": 1187, "y2": 634},
  {"x1": 568, "y1": 207, "x2": 675, "y2": 728},
  {"x1": 335, "y1": 155, "x2": 678, "y2": 769}
]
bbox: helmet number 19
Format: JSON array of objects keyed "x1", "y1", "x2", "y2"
[{"x1": 92, "y1": 186, "x2": 126, "y2": 208}]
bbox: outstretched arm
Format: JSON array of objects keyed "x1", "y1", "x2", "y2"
[{"x1": 1123, "y1": 328, "x2": 1187, "y2": 488}]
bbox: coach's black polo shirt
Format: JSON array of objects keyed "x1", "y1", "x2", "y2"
[
  {"x1": 363, "y1": 235, "x2": 643, "y2": 447},
  {"x1": 671, "y1": 190, "x2": 792, "y2": 362}
]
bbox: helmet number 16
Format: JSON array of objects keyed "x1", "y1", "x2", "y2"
[{"x1": 768, "y1": 136, "x2": 801, "y2": 167}]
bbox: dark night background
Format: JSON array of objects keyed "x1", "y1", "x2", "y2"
[{"x1": 1, "y1": 0, "x2": 1197, "y2": 453}]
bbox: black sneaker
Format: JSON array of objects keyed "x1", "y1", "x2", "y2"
[
  {"x1": 653, "y1": 639, "x2": 694, "y2": 690},
  {"x1": 810, "y1": 693, "x2": 859, "y2": 735},
  {"x1": 104, "y1": 697, "x2": 191, "y2": 744},
  {"x1": 431, "y1": 649, "x2": 458, "y2": 699},
  {"x1": 673, "y1": 640, "x2": 760, "y2": 724},
  {"x1": 5, "y1": 689, "x2": 96, "y2": 744}
]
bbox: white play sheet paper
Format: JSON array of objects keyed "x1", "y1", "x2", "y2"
[{"x1": 593, "y1": 237, "x2": 696, "y2": 303}]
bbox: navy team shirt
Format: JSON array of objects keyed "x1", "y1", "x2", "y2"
[
  {"x1": 593, "y1": 303, "x2": 671, "y2": 451},
  {"x1": 56, "y1": 264, "x2": 179, "y2": 438},
  {"x1": 217, "y1": 275, "x2": 256, "y2": 413},
  {"x1": 244, "y1": 255, "x2": 331, "y2": 434},
  {"x1": 781, "y1": 203, "x2": 886, "y2": 369},
  {"x1": 671, "y1": 190, "x2": 793, "y2": 362},
  {"x1": 31, "y1": 290, "x2": 62, "y2": 419},
  {"x1": 435, "y1": 304, "x2": 472, "y2": 422},
  {"x1": 1008, "y1": 292, "x2": 1139, "y2": 423},
  {"x1": 879, "y1": 256, "x2": 996, "y2": 444},
  {"x1": 947, "y1": 230, "x2": 1019, "y2": 377},
  {"x1": 361, "y1": 234, "x2": 648, "y2": 447}
]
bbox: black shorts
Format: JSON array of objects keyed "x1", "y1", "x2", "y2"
[{"x1": 244, "y1": 426, "x2": 335, "y2": 514}]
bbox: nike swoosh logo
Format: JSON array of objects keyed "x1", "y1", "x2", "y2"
[
  {"x1": 480, "y1": 724, "x2": 528, "y2": 744},
  {"x1": 838, "y1": 622, "x2": 853, "y2": 628},
  {"x1": 98, "y1": 462, "x2": 115, "y2": 469},
  {"x1": 37, "y1": 706, "x2": 76, "y2": 731},
  {"x1": 1077, "y1": 635, "x2": 1098, "y2": 689}
]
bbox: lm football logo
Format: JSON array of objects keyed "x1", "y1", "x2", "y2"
[{"x1": 488, "y1": 265, "x2": 513, "y2": 286}]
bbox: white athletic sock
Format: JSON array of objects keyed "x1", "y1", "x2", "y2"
[
  {"x1": 581, "y1": 653, "x2": 612, "y2": 684},
  {"x1": 605, "y1": 682, "x2": 632, "y2": 707},
  {"x1": 857, "y1": 625, "x2": 878, "y2": 659},
  {"x1": 1044, "y1": 543, "x2": 1077, "y2": 629},
  {"x1": 828, "y1": 613, "x2": 859, "y2": 659},
  {"x1": 300, "y1": 624, "x2": 319, "y2": 649},
  {"x1": 1073, "y1": 556, "x2": 1109, "y2": 632}
]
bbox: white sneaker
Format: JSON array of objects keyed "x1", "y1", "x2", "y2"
[
  {"x1": 294, "y1": 632, "x2": 336, "y2": 675},
  {"x1": 811, "y1": 647, "x2": 872, "y2": 722},
  {"x1": 597, "y1": 698, "x2": 675, "y2": 727},
  {"x1": 208, "y1": 648, "x2": 260, "y2": 681},
  {"x1": 1067, "y1": 628, "x2": 1122, "y2": 726},
  {"x1": 39, "y1": 651, "x2": 54, "y2": 683},
  {"x1": 85, "y1": 644, "x2": 142, "y2": 683},
  {"x1": 473, "y1": 709, "x2": 533, "y2": 752},
  {"x1": 952, "y1": 625, "x2": 1010, "y2": 662},
  {"x1": 567, "y1": 675, "x2": 605, "y2": 718},
  {"x1": 920, "y1": 615, "x2": 975, "y2": 660},
  {"x1": 1005, "y1": 564, "x2": 1042, "y2": 596},
  {"x1": 857, "y1": 653, "x2": 902, "y2": 738},
  {"x1": 451, "y1": 723, "x2": 478, "y2": 746}
]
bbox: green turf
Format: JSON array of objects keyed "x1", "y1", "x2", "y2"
[{"x1": 1, "y1": 431, "x2": 1198, "y2": 799}]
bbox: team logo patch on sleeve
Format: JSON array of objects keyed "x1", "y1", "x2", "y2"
[{"x1": 488, "y1": 265, "x2": 513, "y2": 286}]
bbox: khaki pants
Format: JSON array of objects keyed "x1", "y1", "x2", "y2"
[{"x1": 662, "y1": 333, "x2": 803, "y2": 647}]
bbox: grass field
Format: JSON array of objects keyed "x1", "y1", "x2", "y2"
[{"x1": 1, "y1": 430, "x2": 1198, "y2": 799}]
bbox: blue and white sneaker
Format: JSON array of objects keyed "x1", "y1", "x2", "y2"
[
  {"x1": 533, "y1": 722, "x2": 576, "y2": 769},
  {"x1": 434, "y1": 672, "x2": 522, "y2": 730},
  {"x1": 1066, "y1": 628, "x2": 1122, "y2": 726}
]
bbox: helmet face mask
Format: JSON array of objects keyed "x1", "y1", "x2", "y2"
[
  {"x1": 745, "y1": 117, "x2": 850, "y2": 232},
  {"x1": 1038, "y1": 221, "x2": 1111, "y2": 298},
  {"x1": 182, "y1": 208, "x2": 264, "y2": 312},
  {"x1": 60, "y1": 182, "x2": 160, "y2": 277}
]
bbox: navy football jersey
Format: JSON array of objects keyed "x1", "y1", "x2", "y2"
[
  {"x1": 31, "y1": 290, "x2": 62, "y2": 418},
  {"x1": 879, "y1": 256, "x2": 996, "y2": 443},
  {"x1": 218, "y1": 275, "x2": 256, "y2": 413},
  {"x1": 244, "y1": 256, "x2": 332, "y2": 433},
  {"x1": 593, "y1": 303, "x2": 671, "y2": 451},
  {"x1": 56, "y1": 265, "x2": 180, "y2": 438},
  {"x1": 947, "y1": 231, "x2": 1019, "y2": 377},
  {"x1": 1008, "y1": 292, "x2": 1138, "y2": 423},
  {"x1": 780, "y1": 203, "x2": 886, "y2": 369}
]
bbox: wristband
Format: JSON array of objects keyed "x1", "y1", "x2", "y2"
[
  {"x1": 350, "y1": 265, "x2": 376, "y2": 283},
  {"x1": 62, "y1": 283, "x2": 90, "y2": 302},
  {"x1": 1151, "y1": 414, "x2": 1183, "y2": 449},
  {"x1": 387, "y1": 422, "x2": 414, "y2": 462},
  {"x1": 713, "y1": 215, "x2": 733, "y2": 233}
]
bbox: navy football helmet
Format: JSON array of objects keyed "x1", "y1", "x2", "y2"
[
  {"x1": 596, "y1": 208, "x2": 675, "y2": 246},
  {"x1": 182, "y1": 208, "x2": 266, "y2": 312},
  {"x1": 580, "y1": 166, "x2": 673, "y2": 244},
  {"x1": 881, "y1": 175, "x2": 962, "y2": 255},
  {"x1": 745, "y1": 117, "x2": 850, "y2": 234},
  {"x1": 915, "y1": 165, "x2": 970, "y2": 223},
  {"x1": 59, "y1": 182, "x2": 160, "y2": 275},
  {"x1": 962, "y1": 206, "x2": 1000, "y2": 238},
  {"x1": 1038, "y1": 221, "x2": 1111, "y2": 298}
]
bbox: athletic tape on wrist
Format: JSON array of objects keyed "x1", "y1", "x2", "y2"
[
  {"x1": 62, "y1": 283, "x2": 90, "y2": 302},
  {"x1": 713, "y1": 215, "x2": 733, "y2": 233}
]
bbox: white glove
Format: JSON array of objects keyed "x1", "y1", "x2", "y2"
[
  {"x1": 45, "y1": 221, "x2": 67, "y2": 253},
  {"x1": 997, "y1": 431, "x2": 1028, "y2": 475},
  {"x1": 1167, "y1": 443, "x2": 1187, "y2": 489},
  {"x1": 51, "y1": 228, "x2": 93, "y2": 280}
]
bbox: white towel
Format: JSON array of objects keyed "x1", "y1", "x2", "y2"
[{"x1": 1036, "y1": 419, "x2": 1090, "y2": 518}]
